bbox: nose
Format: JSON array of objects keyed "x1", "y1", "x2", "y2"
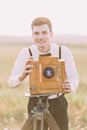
[{"x1": 38, "y1": 33, "x2": 44, "y2": 39}]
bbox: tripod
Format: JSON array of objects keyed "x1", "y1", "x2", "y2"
[{"x1": 21, "y1": 96, "x2": 60, "y2": 130}]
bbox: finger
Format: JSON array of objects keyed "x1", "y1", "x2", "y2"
[
  {"x1": 25, "y1": 64, "x2": 33, "y2": 70},
  {"x1": 26, "y1": 57, "x2": 33, "y2": 65},
  {"x1": 62, "y1": 85, "x2": 71, "y2": 93},
  {"x1": 62, "y1": 80, "x2": 71, "y2": 87},
  {"x1": 24, "y1": 64, "x2": 33, "y2": 72},
  {"x1": 62, "y1": 83, "x2": 71, "y2": 89},
  {"x1": 24, "y1": 69, "x2": 32, "y2": 75},
  {"x1": 65, "y1": 89, "x2": 71, "y2": 93},
  {"x1": 63, "y1": 80, "x2": 69, "y2": 84}
]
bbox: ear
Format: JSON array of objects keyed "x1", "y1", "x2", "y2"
[{"x1": 50, "y1": 32, "x2": 53, "y2": 38}]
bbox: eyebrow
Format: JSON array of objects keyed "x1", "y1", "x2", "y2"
[{"x1": 33, "y1": 30, "x2": 48, "y2": 34}]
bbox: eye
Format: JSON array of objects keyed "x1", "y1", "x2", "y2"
[
  {"x1": 34, "y1": 32, "x2": 39, "y2": 35},
  {"x1": 42, "y1": 31, "x2": 47, "y2": 34}
]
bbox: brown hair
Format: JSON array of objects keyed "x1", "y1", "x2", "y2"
[{"x1": 31, "y1": 17, "x2": 52, "y2": 32}]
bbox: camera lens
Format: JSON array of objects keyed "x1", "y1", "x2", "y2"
[{"x1": 43, "y1": 67, "x2": 55, "y2": 79}]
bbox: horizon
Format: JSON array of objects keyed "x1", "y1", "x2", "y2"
[{"x1": 0, "y1": 34, "x2": 87, "y2": 45}]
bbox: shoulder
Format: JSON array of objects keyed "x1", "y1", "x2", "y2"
[
  {"x1": 51, "y1": 43, "x2": 71, "y2": 52},
  {"x1": 20, "y1": 45, "x2": 37, "y2": 55},
  {"x1": 61, "y1": 45, "x2": 72, "y2": 54},
  {"x1": 17, "y1": 48, "x2": 30, "y2": 58},
  {"x1": 51, "y1": 43, "x2": 59, "y2": 48},
  {"x1": 51, "y1": 43, "x2": 59, "y2": 52},
  {"x1": 19, "y1": 48, "x2": 29, "y2": 54},
  {"x1": 29, "y1": 44, "x2": 37, "y2": 50},
  {"x1": 51, "y1": 43, "x2": 70, "y2": 52},
  {"x1": 61, "y1": 45, "x2": 73, "y2": 59}
]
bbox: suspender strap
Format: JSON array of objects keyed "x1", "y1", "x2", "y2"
[
  {"x1": 59, "y1": 46, "x2": 61, "y2": 59},
  {"x1": 29, "y1": 46, "x2": 61, "y2": 58},
  {"x1": 28, "y1": 48, "x2": 32, "y2": 56}
]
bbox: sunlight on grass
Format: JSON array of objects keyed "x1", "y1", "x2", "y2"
[{"x1": 0, "y1": 44, "x2": 87, "y2": 129}]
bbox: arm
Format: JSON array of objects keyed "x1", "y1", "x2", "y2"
[
  {"x1": 8, "y1": 48, "x2": 33, "y2": 88},
  {"x1": 62, "y1": 46, "x2": 79, "y2": 93}
]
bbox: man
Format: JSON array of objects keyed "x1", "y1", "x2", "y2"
[{"x1": 9, "y1": 17, "x2": 79, "y2": 130}]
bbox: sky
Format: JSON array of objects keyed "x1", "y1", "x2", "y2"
[{"x1": 0, "y1": 0, "x2": 87, "y2": 36}]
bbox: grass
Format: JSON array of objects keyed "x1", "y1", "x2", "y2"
[{"x1": 0, "y1": 43, "x2": 87, "y2": 130}]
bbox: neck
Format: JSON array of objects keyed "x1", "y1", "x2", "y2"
[{"x1": 38, "y1": 45, "x2": 51, "y2": 53}]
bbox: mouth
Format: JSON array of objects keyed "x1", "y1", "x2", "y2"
[{"x1": 37, "y1": 40, "x2": 46, "y2": 44}]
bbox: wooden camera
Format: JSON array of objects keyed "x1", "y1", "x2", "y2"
[{"x1": 29, "y1": 56, "x2": 66, "y2": 95}]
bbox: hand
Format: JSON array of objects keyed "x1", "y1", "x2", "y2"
[
  {"x1": 62, "y1": 80, "x2": 71, "y2": 93},
  {"x1": 24, "y1": 56, "x2": 33, "y2": 74},
  {"x1": 19, "y1": 56, "x2": 33, "y2": 81}
]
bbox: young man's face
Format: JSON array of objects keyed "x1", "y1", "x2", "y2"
[{"x1": 32, "y1": 24, "x2": 53, "y2": 48}]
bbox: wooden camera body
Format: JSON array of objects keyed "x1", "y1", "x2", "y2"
[{"x1": 29, "y1": 56, "x2": 66, "y2": 95}]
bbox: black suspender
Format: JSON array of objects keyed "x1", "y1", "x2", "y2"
[
  {"x1": 59, "y1": 46, "x2": 61, "y2": 59},
  {"x1": 28, "y1": 48, "x2": 33, "y2": 56},
  {"x1": 28, "y1": 46, "x2": 61, "y2": 58}
]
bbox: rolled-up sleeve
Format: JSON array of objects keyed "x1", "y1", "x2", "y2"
[
  {"x1": 9, "y1": 75, "x2": 22, "y2": 88},
  {"x1": 9, "y1": 48, "x2": 29, "y2": 88},
  {"x1": 62, "y1": 46, "x2": 79, "y2": 92}
]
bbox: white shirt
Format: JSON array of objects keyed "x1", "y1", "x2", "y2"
[{"x1": 9, "y1": 43, "x2": 79, "y2": 97}]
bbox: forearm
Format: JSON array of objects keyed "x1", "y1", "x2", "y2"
[
  {"x1": 9, "y1": 75, "x2": 22, "y2": 88},
  {"x1": 69, "y1": 78, "x2": 79, "y2": 92},
  {"x1": 18, "y1": 73, "x2": 27, "y2": 81}
]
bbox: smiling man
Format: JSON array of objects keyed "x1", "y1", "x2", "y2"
[{"x1": 9, "y1": 17, "x2": 79, "y2": 130}]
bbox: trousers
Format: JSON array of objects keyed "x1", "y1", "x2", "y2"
[{"x1": 28, "y1": 94, "x2": 68, "y2": 130}]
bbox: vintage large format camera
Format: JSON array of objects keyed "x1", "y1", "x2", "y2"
[{"x1": 29, "y1": 55, "x2": 66, "y2": 95}]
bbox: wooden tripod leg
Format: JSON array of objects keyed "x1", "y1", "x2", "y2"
[
  {"x1": 44, "y1": 111, "x2": 61, "y2": 130},
  {"x1": 33, "y1": 114, "x2": 44, "y2": 130},
  {"x1": 21, "y1": 114, "x2": 34, "y2": 130}
]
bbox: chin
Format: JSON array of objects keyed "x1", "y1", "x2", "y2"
[{"x1": 38, "y1": 43, "x2": 46, "y2": 47}]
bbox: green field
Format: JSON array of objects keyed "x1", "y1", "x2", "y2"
[{"x1": 0, "y1": 43, "x2": 87, "y2": 130}]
